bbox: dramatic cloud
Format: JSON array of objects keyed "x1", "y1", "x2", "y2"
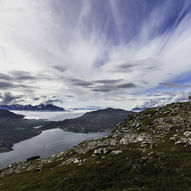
[
  {"x1": 70, "y1": 79, "x2": 93, "y2": 87},
  {"x1": 0, "y1": 0, "x2": 191, "y2": 109},
  {"x1": 95, "y1": 79, "x2": 123, "y2": 84},
  {"x1": 53, "y1": 65, "x2": 67, "y2": 72},
  {"x1": 92, "y1": 82, "x2": 137, "y2": 92},
  {"x1": 160, "y1": 82, "x2": 191, "y2": 88},
  {"x1": 0, "y1": 73, "x2": 12, "y2": 81},
  {"x1": 0, "y1": 81, "x2": 29, "y2": 89},
  {"x1": 0, "y1": 92, "x2": 23, "y2": 104}
]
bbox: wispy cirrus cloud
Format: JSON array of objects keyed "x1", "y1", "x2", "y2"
[{"x1": 0, "y1": 0, "x2": 191, "y2": 109}]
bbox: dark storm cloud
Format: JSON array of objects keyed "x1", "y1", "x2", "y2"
[
  {"x1": 0, "y1": 92, "x2": 23, "y2": 104},
  {"x1": 0, "y1": 71, "x2": 37, "y2": 82},
  {"x1": 0, "y1": 73, "x2": 12, "y2": 81},
  {"x1": 0, "y1": 71, "x2": 52, "y2": 83},
  {"x1": 116, "y1": 59, "x2": 161, "y2": 73},
  {"x1": 11, "y1": 71, "x2": 52, "y2": 81},
  {"x1": 68, "y1": 77, "x2": 137, "y2": 92},
  {"x1": 53, "y1": 65, "x2": 67, "y2": 72},
  {"x1": 160, "y1": 82, "x2": 191, "y2": 88},
  {"x1": 94, "y1": 79, "x2": 123, "y2": 84},
  {"x1": 0, "y1": 81, "x2": 18, "y2": 89},
  {"x1": 45, "y1": 98, "x2": 63, "y2": 104},
  {"x1": 32, "y1": 97, "x2": 40, "y2": 101},
  {"x1": 118, "y1": 63, "x2": 137, "y2": 72},
  {"x1": 12, "y1": 71, "x2": 37, "y2": 81},
  {"x1": 65, "y1": 95, "x2": 74, "y2": 98},
  {"x1": 70, "y1": 79, "x2": 93, "y2": 87},
  {"x1": 118, "y1": 83, "x2": 137, "y2": 88},
  {"x1": 0, "y1": 81, "x2": 32, "y2": 90},
  {"x1": 92, "y1": 82, "x2": 137, "y2": 92},
  {"x1": 92, "y1": 86, "x2": 118, "y2": 92}
]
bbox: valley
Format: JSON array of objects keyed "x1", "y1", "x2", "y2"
[{"x1": 0, "y1": 108, "x2": 130, "y2": 153}]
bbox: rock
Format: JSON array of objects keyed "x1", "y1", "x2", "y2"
[
  {"x1": 120, "y1": 138, "x2": 129, "y2": 145},
  {"x1": 175, "y1": 138, "x2": 188, "y2": 145},
  {"x1": 94, "y1": 148, "x2": 103, "y2": 155},
  {"x1": 184, "y1": 131, "x2": 191, "y2": 137},
  {"x1": 170, "y1": 136, "x2": 177, "y2": 141},
  {"x1": 103, "y1": 148, "x2": 111, "y2": 154},
  {"x1": 137, "y1": 136, "x2": 144, "y2": 142},
  {"x1": 110, "y1": 139, "x2": 118, "y2": 146},
  {"x1": 111, "y1": 150, "x2": 122, "y2": 155},
  {"x1": 140, "y1": 142, "x2": 147, "y2": 147},
  {"x1": 73, "y1": 158, "x2": 81, "y2": 164}
]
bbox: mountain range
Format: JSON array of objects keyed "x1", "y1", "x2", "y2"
[{"x1": 0, "y1": 104, "x2": 65, "y2": 111}]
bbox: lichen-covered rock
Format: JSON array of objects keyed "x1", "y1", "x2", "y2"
[{"x1": 111, "y1": 150, "x2": 122, "y2": 155}]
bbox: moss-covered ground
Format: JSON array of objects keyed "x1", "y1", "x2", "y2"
[{"x1": 1, "y1": 140, "x2": 191, "y2": 191}]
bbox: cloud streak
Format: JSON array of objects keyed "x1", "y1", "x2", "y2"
[{"x1": 0, "y1": 0, "x2": 191, "y2": 109}]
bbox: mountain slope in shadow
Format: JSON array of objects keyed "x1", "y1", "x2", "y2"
[{"x1": 43, "y1": 108, "x2": 132, "y2": 133}]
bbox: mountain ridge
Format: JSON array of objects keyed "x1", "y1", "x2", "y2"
[
  {"x1": 42, "y1": 107, "x2": 131, "y2": 133},
  {"x1": 0, "y1": 104, "x2": 65, "y2": 111},
  {"x1": 2, "y1": 101, "x2": 191, "y2": 190}
]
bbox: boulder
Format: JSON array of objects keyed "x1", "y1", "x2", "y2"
[{"x1": 111, "y1": 150, "x2": 122, "y2": 155}]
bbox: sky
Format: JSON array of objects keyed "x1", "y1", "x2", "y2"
[{"x1": 0, "y1": 0, "x2": 191, "y2": 110}]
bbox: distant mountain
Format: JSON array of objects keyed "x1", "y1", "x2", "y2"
[
  {"x1": 0, "y1": 109, "x2": 24, "y2": 119},
  {"x1": 131, "y1": 106, "x2": 146, "y2": 112},
  {"x1": 0, "y1": 104, "x2": 65, "y2": 111},
  {"x1": 70, "y1": 106, "x2": 103, "y2": 111},
  {"x1": 43, "y1": 108, "x2": 132, "y2": 133}
]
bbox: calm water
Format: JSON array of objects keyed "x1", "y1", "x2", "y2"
[{"x1": 0, "y1": 129, "x2": 109, "y2": 169}]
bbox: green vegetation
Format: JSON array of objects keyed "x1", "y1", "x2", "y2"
[
  {"x1": 141, "y1": 118, "x2": 153, "y2": 126},
  {"x1": 1, "y1": 141, "x2": 191, "y2": 191}
]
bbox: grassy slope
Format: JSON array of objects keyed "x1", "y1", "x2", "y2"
[{"x1": 1, "y1": 139, "x2": 191, "y2": 191}]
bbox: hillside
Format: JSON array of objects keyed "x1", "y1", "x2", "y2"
[
  {"x1": 0, "y1": 109, "x2": 44, "y2": 152},
  {"x1": 43, "y1": 108, "x2": 131, "y2": 133},
  {"x1": 2, "y1": 101, "x2": 191, "y2": 190}
]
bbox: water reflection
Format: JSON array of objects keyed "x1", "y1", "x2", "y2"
[{"x1": 0, "y1": 129, "x2": 109, "y2": 169}]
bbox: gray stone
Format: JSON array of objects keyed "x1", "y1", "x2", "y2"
[
  {"x1": 94, "y1": 148, "x2": 103, "y2": 155},
  {"x1": 111, "y1": 150, "x2": 122, "y2": 155}
]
